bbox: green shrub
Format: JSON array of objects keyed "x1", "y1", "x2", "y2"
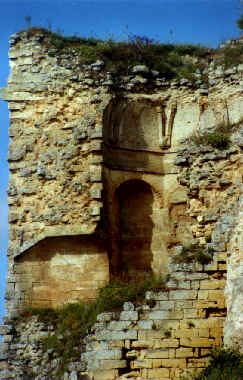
[
  {"x1": 173, "y1": 243, "x2": 212, "y2": 265},
  {"x1": 219, "y1": 45, "x2": 243, "y2": 68},
  {"x1": 177, "y1": 63, "x2": 198, "y2": 82},
  {"x1": 19, "y1": 27, "x2": 213, "y2": 81},
  {"x1": 206, "y1": 132, "x2": 229, "y2": 149},
  {"x1": 173, "y1": 44, "x2": 209, "y2": 58},
  {"x1": 20, "y1": 274, "x2": 166, "y2": 378},
  {"x1": 237, "y1": 14, "x2": 243, "y2": 31},
  {"x1": 38, "y1": 28, "x2": 210, "y2": 79},
  {"x1": 189, "y1": 121, "x2": 233, "y2": 150},
  {"x1": 188, "y1": 348, "x2": 243, "y2": 380},
  {"x1": 22, "y1": 27, "x2": 243, "y2": 79},
  {"x1": 98, "y1": 275, "x2": 166, "y2": 310},
  {"x1": 19, "y1": 306, "x2": 58, "y2": 324}
]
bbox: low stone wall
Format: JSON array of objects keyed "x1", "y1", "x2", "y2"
[
  {"x1": 0, "y1": 252, "x2": 226, "y2": 380},
  {"x1": 85, "y1": 255, "x2": 226, "y2": 380}
]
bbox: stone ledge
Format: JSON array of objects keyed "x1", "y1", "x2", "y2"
[{"x1": 12, "y1": 223, "x2": 98, "y2": 257}]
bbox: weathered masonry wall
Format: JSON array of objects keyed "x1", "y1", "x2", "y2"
[
  {"x1": 0, "y1": 29, "x2": 243, "y2": 379},
  {"x1": 14, "y1": 235, "x2": 109, "y2": 308},
  {"x1": 224, "y1": 195, "x2": 243, "y2": 349},
  {"x1": 0, "y1": 255, "x2": 227, "y2": 380},
  {"x1": 85, "y1": 261, "x2": 226, "y2": 380},
  {"x1": 3, "y1": 31, "x2": 111, "y2": 312}
]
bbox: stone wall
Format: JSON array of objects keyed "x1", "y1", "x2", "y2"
[
  {"x1": 0, "y1": 28, "x2": 243, "y2": 379},
  {"x1": 14, "y1": 235, "x2": 109, "y2": 308},
  {"x1": 224, "y1": 195, "x2": 243, "y2": 351},
  {"x1": 84, "y1": 253, "x2": 227, "y2": 380},
  {"x1": 3, "y1": 30, "x2": 111, "y2": 314},
  {"x1": 0, "y1": 253, "x2": 226, "y2": 380}
]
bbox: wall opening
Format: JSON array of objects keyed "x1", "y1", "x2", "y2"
[{"x1": 112, "y1": 179, "x2": 154, "y2": 280}]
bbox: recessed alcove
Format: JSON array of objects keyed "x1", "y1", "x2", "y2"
[
  {"x1": 103, "y1": 98, "x2": 160, "y2": 151},
  {"x1": 14, "y1": 235, "x2": 109, "y2": 308},
  {"x1": 114, "y1": 179, "x2": 154, "y2": 279}
]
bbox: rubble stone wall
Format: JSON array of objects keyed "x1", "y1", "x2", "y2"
[{"x1": 0, "y1": 29, "x2": 243, "y2": 379}]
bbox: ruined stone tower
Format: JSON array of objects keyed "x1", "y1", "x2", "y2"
[{"x1": 0, "y1": 29, "x2": 243, "y2": 379}]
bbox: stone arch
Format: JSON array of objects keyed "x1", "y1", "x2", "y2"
[{"x1": 110, "y1": 179, "x2": 154, "y2": 279}]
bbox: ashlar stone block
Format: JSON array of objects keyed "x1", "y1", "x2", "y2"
[
  {"x1": 90, "y1": 165, "x2": 102, "y2": 182},
  {"x1": 148, "y1": 310, "x2": 170, "y2": 320},
  {"x1": 92, "y1": 369, "x2": 119, "y2": 380},
  {"x1": 154, "y1": 339, "x2": 179, "y2": 348},
  {"x1": 145, "y1": 368, "x2": 170, "y2": 378},
  {"x1": 89, "y1": 206, "x2": 101, "y2": 216},
  {"x1": 137, "y1": 320, "x2": 154, "y2": 329},
  {"x1": 180, "y1": 337, "x2": 215, "y2": 347},
  {"x1": 96, "y1": 329, "x2": 137, "y2": 341},
  {"x1": 145, "y1": 349, "x2": 169, "y2": 359},
  {"x1": 176, "y1": 348, "x2": 194, "y2": 358},
  {"x1": 169, "y1": 290, "x2": 198, "y2": 300},
  {"x1": 99, "y1": 359, "x2": 127, "y2": 370},
  {"x1": 138, "y1": 330, "x2": 171, "y2": 340},
  {"x1": 200, "y1": 279, "x2": 226, "y2": 290},
  {"x1": 153, "y1": 300, "x2": 175, "y2": 310},
  {"x1": 131, "y1": 359, "x2": 153, "y2": 369},
  {"x1": 132, "y1": 340, "x2": 154, "y2": 349},
  {"x1": 120, "y1": 311, "x2": 138, "y2": 321},
  {"x1": 149, "y1": 310, "x2": 184, "y2": 320},
  {"x1": 158, "y1": 358, "x2": 187, "y2": 368},
  {"x1": 107, "y1": 321, "x2": 132, "y2": 330},
  {"x1": 146, "y1": 290, "x2": 169, "y2": 301},
  {"x1": 96, "y1": 349, "x2": 122, "y2": 360}
]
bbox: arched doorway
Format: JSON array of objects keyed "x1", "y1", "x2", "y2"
[{"x1": 113, "y1": 180, "x2": 154, "y2": 279}]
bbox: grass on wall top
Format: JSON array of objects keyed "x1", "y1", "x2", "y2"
[
  {"x1": 22, "y1": 27, "x2": 211, "y2": 80},
  {"x1": 19, "y1": 27, "x2": 243, "y2": 82}
]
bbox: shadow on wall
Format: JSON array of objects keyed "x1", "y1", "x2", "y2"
[
  {"x1": 110, "y1": 179, "x2": 154, "y2": 280},
  {"x1": 103, "y1": 98, "x2": 168, "y2": 173},
  {"x1": 103, "y1": 98, "x2": 170, "y2": 279},
  {"x1": 14, "y1": 235, "x2": 109, "y2": 308}
]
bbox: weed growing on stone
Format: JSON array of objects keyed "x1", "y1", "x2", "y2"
[
  {"x1": 186, "y1": 348, "x2": 243, "y2": 380},
  {"x1": 47, "y1": 31, "x2": 210, "y2": 79},
  {"x1": 187, "y1": 321, "x2": 195, "y2": 329},
  {"x1": 217, "y1": 44, "x2": 243, "y2": 68},
  {"x1": 164, "y1": 329, "x2": 172, "y2": 338},
  {"x1": 206, "y1": 132, "x2": 230, "y2": 149},
  {"x1": 152, "y1": 322, "x2": 157, "y2": 330},
  {"x1": 173, "y1": 243, "x2": 212, "y2": 265},
  {"x1": 22, "y1": 27, "x2": 210, "y2": 80},
  {"x1": 189, "y1": 121, "x2": 234, "y2": 150},
  {"x1": 146, "y1": 299, "x2": 156, "y2": 308},
  {"x1": 20, "y1": 306, "x2": 58, "y2": 323},
  {"x1": 19, "y1": 274, "x2": 166, "y2": 378},
  {"x1": 20, "y1": 27, "x2": 243, "y2": 84}
]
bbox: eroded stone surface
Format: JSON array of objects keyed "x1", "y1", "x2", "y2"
[{"x1": 1, "y1": 28, "x2": 243, "y2": 380}]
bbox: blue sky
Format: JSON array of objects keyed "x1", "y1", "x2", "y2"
[{"x1": 0, "y1": 0, "x2": 241, "y2": 326}]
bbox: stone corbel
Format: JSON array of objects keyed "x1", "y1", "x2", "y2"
[{"x1": 157, "y1": 102, "x2": 177, "y2": 148}]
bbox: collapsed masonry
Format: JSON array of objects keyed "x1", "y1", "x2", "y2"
[{"x1": 0, "y1": 29, "x2": 242, "y2": 379}]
